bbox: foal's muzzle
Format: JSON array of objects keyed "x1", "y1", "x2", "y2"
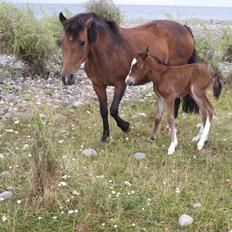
[
  {"x1": 61, "y1": 73, "x2": 76, "y2": 85},
  {"x1": 126, "y1": 78, "x2": 135, "y2": 86}
]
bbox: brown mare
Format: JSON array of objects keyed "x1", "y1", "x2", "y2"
[
  {"x1": 126, "y1": 47, "x2": 222, "y2": 154},
  {"x1": 59, "y1": 12, "x2": 197, "y2": 142}
]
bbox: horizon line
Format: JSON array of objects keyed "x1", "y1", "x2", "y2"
[{"x1": 13, "y1": 2, "x2": 232, "y2": 8}]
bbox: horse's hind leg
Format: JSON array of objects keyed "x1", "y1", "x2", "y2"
[
  {"x1": 150, "y1": 97, "x2": 166, "y2": 140},
  {"x1": 93, "y1": 84, "x2": 110, "y2": 142},
  {"x1": 110, "y1": 83, "x2": 130, "y2": 132}
]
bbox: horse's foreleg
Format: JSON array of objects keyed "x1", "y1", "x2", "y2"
[
  {"x1": 150, "y1": 97, "x2": 166, "y2": 140},
  {"x1": 110, "y1": 84, "x2": 130, "y2": 132},
  {"x1": 93, "y1": 84, "x2": 109, "y2": 142},
  {"x1": 167, "y1": 98, "x2": 178, "y2": 155}
]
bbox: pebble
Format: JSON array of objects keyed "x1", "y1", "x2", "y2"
[
  {"x1": 0, "y1": 171, "x2": 9, "y2": 177},
  {"x1": 132, "y1": 112, "x2": 146, "y2": 119},
  {"x1": 178, "y1": 214, "x2": 193, "y2": 227},
  {"x1": 192, "y1": 202, "x2": 202, "y2": 209},
  {"x1": 133, "y1": 152, "x2": 145, "y2": 160},
  {"x1": 82, "y1": 148, "x2": 97, "y2": 157},
  {"x1": 0, "y1": 191, "x2": 13, "y2": 201}
]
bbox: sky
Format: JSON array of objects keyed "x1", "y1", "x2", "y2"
[{"x1": 12, "y1": 0, "x2": 232, "y2": 7}]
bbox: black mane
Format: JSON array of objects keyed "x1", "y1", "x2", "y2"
[{"x1": 63, "y1": 12, "x2": 120, "y2": 43}]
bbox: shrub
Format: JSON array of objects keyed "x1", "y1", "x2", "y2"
[
  {"x1": 195, "y1": 24, "x2": 232, "y2": 67},
  {"x1": 85, "y1": 0, "x2": 123, "y2": 23},
  {"x1": 0, "y1": 3, "x2": 58, "y2": 75},
  {"x1": 223, "y1": 44, "x2": 232, "y2": 62}
]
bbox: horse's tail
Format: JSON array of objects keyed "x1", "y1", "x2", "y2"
[
  {"x1": 182, "y1": 25, "x2": 199, "y2": 113},
  {"x1": 212, "y1": 72, "x2": 223, "y2": 99}
]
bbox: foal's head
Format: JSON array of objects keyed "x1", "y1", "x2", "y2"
[
  {"x1": 126, "y1": 47, "x2": 152, "y2": 86},
  {"x1": 126, "y1": 47, "x2": 166, "y2": 86},
  {"x1": 59, "y1": 12, "x2": 95, "y2": 85}
]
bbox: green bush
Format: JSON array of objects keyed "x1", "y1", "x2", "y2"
[
  {"x1": 85, "y1": 0, "x2": 123, "y2": 23},
  {"x1": 195, "y1": 24, "x2": 232, "y2": 69},
  {"x1": 223, "y1": 44, "x2": 232, "y2": 62},
  {"x1": 0, "y1": 3, "x2": 59, "y2": 74}
]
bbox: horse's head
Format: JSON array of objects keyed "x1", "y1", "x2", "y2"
[
  {"x1": 59, "y1": 12, "x2": 95, "y2": 85},
  {"x1": 126, "y1": 46, "x2": 151, "y2": 86}
]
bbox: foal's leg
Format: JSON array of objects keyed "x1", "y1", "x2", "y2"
[
  {"x1": 110, "y1": 83, "x2": 130, "y2": 132},
  {"x1": 167, "y1": 98, "x2": 178, "y2": 155},
  {"x1": 165, "y1": 98, "x2": 180, "y2": 134},
  {"x1": 192, "y1": 120, "x2": 204, "y2": 142},
  {"x1": 150, "y1": 97, "x2": 166, "y2": 140},
  {"x1": 197, "y1": 95, "x2": 214, "y2": 150},
  {"x1": 93, "y1": 84, "x2": 109, "y2": 142}
]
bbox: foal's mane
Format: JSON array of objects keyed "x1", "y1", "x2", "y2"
[
  {"x1": 63, "y1": 12, "x2": 120, "y2": 43},
  {"x1": 147, "y1": 53, "x2": 167, "y2": 66}
]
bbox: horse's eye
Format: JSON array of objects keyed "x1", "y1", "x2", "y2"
[{"x1": 80, "y1": 41, "x2": 85, "y2": 47}]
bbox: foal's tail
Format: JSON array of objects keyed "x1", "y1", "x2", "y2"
[{"x1": 212, "y1": 72, "x2": 223, "y2": 99}]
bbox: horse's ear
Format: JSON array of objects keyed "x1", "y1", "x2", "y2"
[
  {"x1": 85, "y1": 17, "x2": 94, "y2": 29},
  {"x1": 59, "y1": 12, "x2": 67, "y2": 25}
]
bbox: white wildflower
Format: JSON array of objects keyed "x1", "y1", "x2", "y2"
[
  {"x1": 124, "y1": 181, "x2": 132, "y2": 186},
  {"x1": 2, "y1": 215, "x2": 7, "y2": 222}
]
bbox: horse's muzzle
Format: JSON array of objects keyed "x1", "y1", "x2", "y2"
[{"x1": 61, "y1": 74, "x2": 76, "y2": 85}]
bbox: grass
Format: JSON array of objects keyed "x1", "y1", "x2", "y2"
[{"x1": 1, "y1": 86, "x2": 232, "y2": 231}]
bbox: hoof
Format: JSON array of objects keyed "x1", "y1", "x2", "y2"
[
  {"x1": 168, "y1": 148, "x2": 175, "y2": 155},
  {"x1": 121, "y1": 122, "x2": 130, "y2": 133},
  {"x1": 149, "y1": 135, "x2": 157, "y2": 143},
  {"x1": 101, "y1": 132, "x2": 110, "y2": 143},
  {"x1": 197, "y1": 142, "x2": 204, "y2": 150}
]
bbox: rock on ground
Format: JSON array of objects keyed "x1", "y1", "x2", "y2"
[
  {"x1": 178, "y1": 214, "x2": 193, "y2": 227},
  {"x1": 82, "y1": 148, "x2": 97, "y2": 157},
  {"x1": 133, "y1": 152, "x2": 145, "y2": 160},
  {"x1": 0, "y1": 191, "x2": 13, "y2": 201}
]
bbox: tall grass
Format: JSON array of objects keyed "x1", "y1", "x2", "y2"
[{"x1": 30, "y1": 114, "x2": 64, "y2": 203}]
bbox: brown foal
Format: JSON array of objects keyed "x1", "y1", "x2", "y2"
[{"x1": 126, "y1": 47, "x2": 222, "y2": 154}]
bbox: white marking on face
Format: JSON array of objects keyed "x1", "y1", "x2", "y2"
[
  {"x1": 132, "y1": 58, "x2": 137, "y2": 66},
  {"x1": 69, "y1": 36, "x2": 73, "y2": 41},
  {"x1": 126, "y1": 57, "x2": 137, "y2": 81}
]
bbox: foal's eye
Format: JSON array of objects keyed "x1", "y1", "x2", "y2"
[{"x1": 80, "y1": 41, "x2": 85, "y2": 47}]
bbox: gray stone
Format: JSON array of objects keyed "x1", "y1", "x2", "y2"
[
  {"x1": 0, "y1": 171, "x2": 9, "y2": 177},
  {"x1": 192, "y1": 202, "x2": 202, "y2": 209},
  {"x1": 82, "y1": 148, "x2": 97, "y2": 157},
  {"x1": 178, "y1": 214, "x2": 193, "y2": 227},
  {"x1": 132, "y1": 112, "x2": 146, "y2": 119},
  {"x1": 0, "y1": 191, "x2": 13, "y2": 201},
  {"x1": 133, "y1": 152, "x2": 145, "y2": 160}
]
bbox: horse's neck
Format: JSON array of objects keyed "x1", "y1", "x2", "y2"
[{"x1": 88, "y1": 32, "x2": 131, "y2": 67}]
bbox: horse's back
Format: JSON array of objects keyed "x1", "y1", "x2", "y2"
[{"x1": 123, "y1": 20, "x2": 194, "y2": 65}]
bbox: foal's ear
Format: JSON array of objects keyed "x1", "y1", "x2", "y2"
[
  {"x1": 145, "y1": 46, "x2": 151, "y2": 56},
  {"x1": 59, "y1": 12, "x2": 67, "y2": 25},
  {"x1": 85, "y1": 17, "x2": 94, "y2": 29}
]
